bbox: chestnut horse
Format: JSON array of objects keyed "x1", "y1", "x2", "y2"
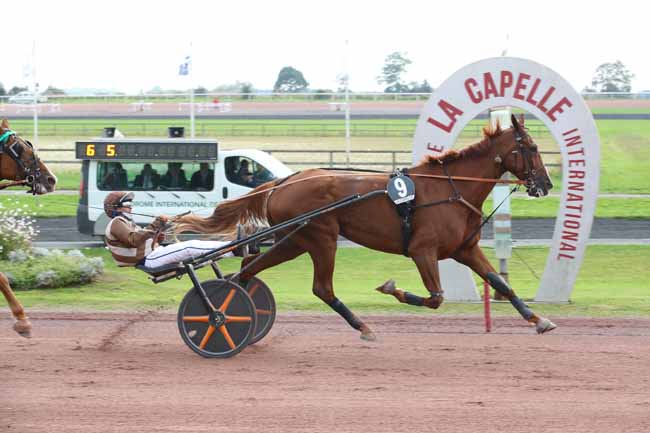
[
  {"x1": 175, "y1": 114, "x2": 556, "y2": 340},
  {"x1": 0, "y1": 118, "x2": 57, "y2": 337}
]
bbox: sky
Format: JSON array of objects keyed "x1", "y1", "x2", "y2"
[{"x1": 4, "y1": 0, "x2": 650, "y2": 94}]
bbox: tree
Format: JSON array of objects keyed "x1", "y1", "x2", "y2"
[
  {"x1": 0, "y1": 83, "x2": 6, "y2": 97},
  {"x1": 239, "y1": 82, "x2": 254, "y2": 100},
  {"x1": 591, "y1": 60, "x2": 635, "y2": 92},
  {"x1": 336, "y1": 73, "x2": 350, "y2": 93},
  {"x1": 43, "y1": 86, "x2": 66, "y2": 95},
  {"x1": 9, "y1": 86, "x2": 28, "y2": 95},
  {"x1": 273, "y1": 66, "x2": 309, "y2": 93},
  {"x1": 408, "y1": 80, "x2": 433, "y2": 93},
  {"x1": 212, "y1": 81, "x2": 255, "y2": 99},
  {"x1": 313, "y1": 89, "x2": 333, "y2": 100},
  {"x1": 148, "y1": 86, "x2": 165, "y2": 94},
  {"x1": 194, "y1": 86, "x2": 208, "y2": 95},
  {"x1": 377, "y1": 51, "x2": 412, "y2": 93}
]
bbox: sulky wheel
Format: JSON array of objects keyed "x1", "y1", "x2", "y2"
[
  {"x1": 225, "y1": 274, "x2": 276, "y2": 345},
  {"x1": 177, "y1": 279, "x2": 257, "y2": 358}
]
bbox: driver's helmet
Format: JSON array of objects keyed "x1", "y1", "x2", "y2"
[{"x1": 104, "y1": 191, "x2": 134, "y2": 217}]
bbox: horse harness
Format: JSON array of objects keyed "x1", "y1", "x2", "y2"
[
  {"x1": 388, "y1": 163, "x2": 515, "y2": 258},
  {"x1": 0, "y1": 130, "x2": 41, "y2": 194}
]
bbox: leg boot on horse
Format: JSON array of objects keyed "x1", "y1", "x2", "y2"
[
  {"x1": 375, "y1": 254, "x2": 445, "y2": 309},
  {"x1": 455, "y1": 244, "x2": 556, "y2": 334}
]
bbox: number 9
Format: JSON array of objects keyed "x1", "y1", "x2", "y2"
[{"x1": 394, "y1": 178, "x2": 407, "y2": 197}]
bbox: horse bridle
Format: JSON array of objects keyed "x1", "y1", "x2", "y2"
[
  {"x1": 0, "y1": 130, "x2": 42, "y2": 194},
  {"x1": 494, "y1": 127, "x2": 540, "y2": 193}
]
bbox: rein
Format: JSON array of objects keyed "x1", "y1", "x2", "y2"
[
  {"x1": 449, "y1": 184, "x2": 519, "y2": 258},
  {"x1": 0, "y1": 179, "x2": 28, "y2": 190},
  {"x1": 410, "y1": 173, "x2": 524, "y2": 185},
  {"x1": 218, "y1": 170, "x2": 524, "y2": 205}
]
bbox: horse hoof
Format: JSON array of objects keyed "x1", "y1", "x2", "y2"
[
  {"x1": 536, "y1": 318, "x2": 557, "y2": 334},
  {"x1": 359, "y1": 325, "x2": 377, "y2": 342},
  {"x1": 375, "y1": 280, "x2": 396, "y2": 295},
  {"x1": 13, "y1": 320, "x2": 32, "y2": 338}
]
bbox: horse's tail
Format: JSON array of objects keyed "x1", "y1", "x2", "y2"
[{"x1": 173, "y1": 180, "x2": 276, "y2": 238}]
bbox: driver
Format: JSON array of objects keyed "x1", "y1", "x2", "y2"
[{"x1": 103, "y1": 191, "x2": 236, "y2": 269}]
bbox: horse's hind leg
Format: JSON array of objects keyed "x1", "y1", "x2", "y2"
[
  {"x1": 302, "y1": 233, "x2": 376, "y2": 341},
  {"x1": 455, "y1": 244, "x2": 556, "y2": 334},
  {"x1": 376, "y1": 254, "x2": 445, "y2": 309},
  {"x1": 238, "y1": 237, "x2": 306, "y2": 283},
  {"x1": 0, "y1": 272, "x2": 31, "y2": 338}
]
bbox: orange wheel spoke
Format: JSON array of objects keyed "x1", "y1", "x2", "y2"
[
  {"x1": 199, "y1": 325, "x2": 216, "y2": 349},
  {"x1": 183, "y1": 315, "x2": 209, "y2": 323},
  {"x1": 226, "y1": 315, "x2": 252, "y2": 323},
  {"x1": 247, "y1": 282, "x2": 260, "y2": 297},
  {"x1": 256, "y1": 309, "x2": 273, "y2": 315},
  {"x1": 219, "y1": 289, "x2": 236, "y2": 312},
  {"x1": 219, "y1": 325, "x2": 236, "y2": 350}
]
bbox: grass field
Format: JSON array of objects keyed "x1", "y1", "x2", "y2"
[
  {"x1": 12, "y1": 245, "x2": 650, "y2": 317},
  {"x1": 3, "y1": 193, "x2": 650, "y2": 219}
]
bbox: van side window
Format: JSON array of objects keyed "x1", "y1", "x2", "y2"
[
  {"x1": 97, "y1": 162, "x2": 215, "y2": 191},
  {"x1": 225, "y1": 156, "x2": 275, "y2": 188}
]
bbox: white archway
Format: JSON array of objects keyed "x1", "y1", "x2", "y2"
[{"x1": 413, "y1": 57, "x2": 600, "y2": 302}]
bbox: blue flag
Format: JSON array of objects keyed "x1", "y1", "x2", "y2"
[{"x1": 178, "y1": 55, "x2": 191, "y2": 76}]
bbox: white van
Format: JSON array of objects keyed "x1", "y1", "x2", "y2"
[{"x1": 76, "y1": 136, "x2": 292, "y2": 235}]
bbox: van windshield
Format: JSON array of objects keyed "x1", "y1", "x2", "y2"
[
  {"x1": 224, "y1": 156, "x2": 276, "y2": 188},
  {"x1": 97, "y1": 162, "x2": 215, "y2": 191}
]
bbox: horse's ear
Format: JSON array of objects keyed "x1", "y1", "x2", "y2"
[
  {"x1": 0, "y1": 118, "x2": 9, "y2": 130},
  {"x1": 518, "y1": 113, "x2": 525, "y2": 126},
  {"x1": 510, "y1": 114, "x2": 520, "y2": 131}
]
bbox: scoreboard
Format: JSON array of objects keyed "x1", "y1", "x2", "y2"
[{"x1": 75, "y1": 139, "x2": 218, "y2": 161}]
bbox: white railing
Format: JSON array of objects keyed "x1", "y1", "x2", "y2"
[{"x1": 2, "y1": 91, "x2": 649, "y2": 103}]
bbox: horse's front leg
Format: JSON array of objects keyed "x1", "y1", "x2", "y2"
[
  {"x1": 454, "y1": 244, "x2": 556, "y2": 334},
  {"x1": 0, "y1": 272, "x2": 32, "y2": 338},
  {"x1": 376, "y1": 254, "x2": 444, "y2": 309}
]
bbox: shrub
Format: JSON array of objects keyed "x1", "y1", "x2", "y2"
[{"x1": 2, "y1": 250, "x2": 104, "y2": 290}]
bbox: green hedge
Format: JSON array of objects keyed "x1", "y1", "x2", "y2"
[{"x1": 2, "y1": 249, "x2": 104, "y2": 290}]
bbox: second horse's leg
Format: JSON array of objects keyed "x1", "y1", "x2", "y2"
[
  {"x1": 455, "y1": 244, "x2": 556, "y2": 334},
  {"x1": 0, "y1": 272, "x2": 32, "y2": 337},
  {"x1": 376, "y1": 253, "x2": 444, "y2": 309}
]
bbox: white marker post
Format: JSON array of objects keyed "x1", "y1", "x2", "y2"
[{"x1": 490, "y1": 108, "x2": 512, "y2": 289}]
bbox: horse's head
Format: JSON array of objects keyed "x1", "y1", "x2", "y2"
[
  {"x1": 0, "y1": 118, "x2": 57, "y2": 194},
  {"x1": 494, "y1": 114, "x2": 552, "y2": 197}
]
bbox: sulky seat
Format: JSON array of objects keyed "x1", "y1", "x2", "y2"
[{"x1": 135, "y1": 262, "x2": 186, "y2": 278}]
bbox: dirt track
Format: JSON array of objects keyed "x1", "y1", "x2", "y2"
[{"x1": 2, "y1": 312, "x2": 650, "y2": 433}]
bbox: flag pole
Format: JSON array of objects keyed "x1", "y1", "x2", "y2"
[
  {"x1": 189, "y1": 42, "x2": 195, "y2": 138},
  {"x1": 344, "y1": 39, "x2": 350, "y2": 167},
  {"x1": 32, "y1": 40, "x2": 38, "y2": 146}
]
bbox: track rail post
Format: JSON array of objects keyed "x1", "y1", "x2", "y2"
[{"x1": 483, "y1": 280, "x2": 492, "y2": 333}]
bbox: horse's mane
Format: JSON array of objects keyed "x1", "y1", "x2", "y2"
[{"x1": 422, "y1": 123, "x2": 503, "y2": 165}]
